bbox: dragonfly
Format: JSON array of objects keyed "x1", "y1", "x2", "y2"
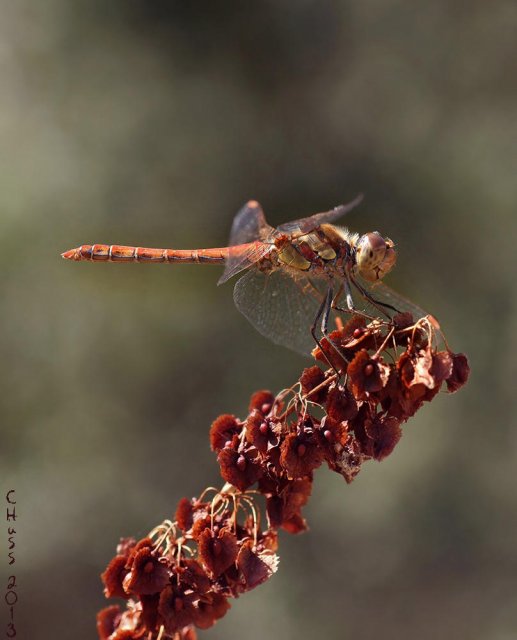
[{"x1": 62, "y1": 196, "x2": 431, "y2": 356}]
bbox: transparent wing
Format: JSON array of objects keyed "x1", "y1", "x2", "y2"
[
  {"x1": 227, "y1": 200, "x2": 273, "y2": 245},
  {"x1": 233, "y1": 269, "x2": 433, "y2": 356},
  {"x1": 218, "y1": 241, "x2": 272, "y2": 285},
  {"x1": 276, "y1": 194, "x2": 363, "y2": 236},
  {"x1": 350, "y1": 275, "x2": 432, "y2": 323},
  {"x1": 233, "y1": 269, "x2": 335, "y2": 356},
  {"x1": 218, "y1": 201, "x2": 274, "y2": 285}
]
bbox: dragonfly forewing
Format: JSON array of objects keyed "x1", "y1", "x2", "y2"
[
  {"x1": 276, "y1": 194, "x2": 363, "y2": 236},
  {"x1": 233, "y1": 265, "x2": 434, "y2": 357},
  {"x1": 233, "y1": 268, "x2": 336, "y2": 356}
]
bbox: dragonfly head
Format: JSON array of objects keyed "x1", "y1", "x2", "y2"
[{"x1": 354, "y1": 232, "x2": 397, "y2": 282}]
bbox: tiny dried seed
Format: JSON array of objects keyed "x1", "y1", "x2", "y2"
[
  {"x1": 364, "y1": 363, "x2": 375, "y2": 376},
  {"x1": 259, "y1": 422, "x2": 269, "y2": 435},
  {"x1": 297, "y1": 444, "x2": 307, "y2": 457},
  {"x1": 353, "y1": 328, "x2": 363, "y2": 338},
  {"x1": 261, "y1": 403, "x2": 272, "y2": 414},
  {"x1": 237, "y1": 455, "x2": 247, "y2": 471},
  {"x1": 324, "y1": 430, "x2": 332, "y2": 441}
]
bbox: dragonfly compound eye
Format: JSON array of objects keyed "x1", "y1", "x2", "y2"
[{"x1": 355, "y1": 232, "x2": 397, "y2": 282}]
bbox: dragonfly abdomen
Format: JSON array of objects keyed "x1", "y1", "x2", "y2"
[{"x1": 62, "y1": 244, "x2": 230, "y2": 264}]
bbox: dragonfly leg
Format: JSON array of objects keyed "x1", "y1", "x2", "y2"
[
  {"x1": 310, "y1": 285, "x2": 346, "y2": 377},
  {"x1": 344, "y1": 277, "x2": 355, "y2": 312},
  {"x1": 320, "y1": 286, "x2": 334, "y2": 335},
  {"x1": 310, "y1": 286, "x2": 331, "y2": 346},
  {"x1": 331, "y1": 275, "x2": 356, "y2": 315},
  {"x1": 333, "y1": 275, "x2": 388, "y2": 325},
  {"x1": 349, "y1": 274, "x2": 399, "y2": 317}
]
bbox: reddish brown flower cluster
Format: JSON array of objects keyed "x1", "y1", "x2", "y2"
[
  {"x1": 214, "y1": 313, "x2": 469, "y2": 489},
  {"x1": 98, "y1": 491, "x2": 279, "y2": 640},
  {"x1": 98, "y1": 312, "x2": 469, "y2": 639}
]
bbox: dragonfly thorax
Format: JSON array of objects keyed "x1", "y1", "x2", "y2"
[{"x1": 354, "y1": 231, "x2": 397, "y2": 282}]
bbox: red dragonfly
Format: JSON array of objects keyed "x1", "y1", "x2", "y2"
[{"x1": 62, "y1": 196, "x2": 430, "y2": 356}]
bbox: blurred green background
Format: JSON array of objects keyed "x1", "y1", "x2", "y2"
[{"x1": 2, "y1": 1, "x2": 516, "y2": 638}]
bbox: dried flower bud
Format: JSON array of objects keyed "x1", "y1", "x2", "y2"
[
  {"x1": 217, "y1": 436, "x2": 264, "y2": 491},
  {"x1": 97, "y1": 605, "x2": 121, "y2": 640},
  {"x1": 209, "y1": 414, "x2": 242, "y2": 452},
  {"x1": 158, "y1": 584, "x2": 198, "y2": 635},
  {"x1": 175, "y1": 497, "x2": 194, "y2": 533},
  {"x1": 326, "y1": 385, "x2": 359, "y2": 422},
  {"x1": 245, "y1": 410, "x2": 275, "y2": 453},
  {"x1": 280, "y1": 432, "x2": 324, "y2": 479},
  {"x1": 178, "y1": 560, "x2": 212, "y2": 596},
  {"x1": 194, "y1": 592, "x2": 231, "y2": 630},
  {"x1": 364, "y1": 414, "x2": 402, "y2": 461},
  {"x1": 198, "y1": 528, "x2": 239, "y2": 578},
  {"x1": 248, "y1": 390, "x2": 275, "y2": 414},
  {"x1": 300, "y1": 365, "x2": 327, "y2": 403},
  {"x1": 236, "y1": 540, "x2": 280, "y2": 591},
  {"x1": 348, "y1": 350, "x2": 391, "y2": 399},
  {"x1": 101, "y1": 556, "x2": 130, "y2": 599},
  {"x1": 446, "y1": 352, "x2": 470, "y2": 393},
  {"x1": 123, "y1": 547, "x2": 170, "y2": 596}
]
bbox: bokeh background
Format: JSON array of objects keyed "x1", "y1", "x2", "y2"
[{"x1": 2, "y1": 1, "x2": 516, "y2": 638}]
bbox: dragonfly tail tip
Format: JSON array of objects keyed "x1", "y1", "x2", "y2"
[{"x1": 61, "y1": 248, "x2": 78, "y2": 260}]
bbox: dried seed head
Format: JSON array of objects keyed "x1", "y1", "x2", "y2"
[
  {"x1": 446, "y1": 352, "x2": 470, "y2": 393},
  {"x1": 280, "y1": 432, "x2": 324, "y2": 479},
  {"x1": 198, "y1": 528, "x2": 239, "y2": 578},
  {"x1": 248, "y1": 390, "x2": 275, "y2": 414},
  {"x1": 98, "y1": 307, "x2": 468, "y2": 639},
  {"x1": 101, "y1": 556, "x2": 130, "y2": 600},
  {"x1": 348, "y1": 350, "x2": 391, "y2": 399},
  {"x1": 209, "y1": 414, "x2": 242, "y2": 452},
  {"x1": 123, "y1": 547, "x2": 170, "y2": 596},
  {"x1": 217, "y1": 436, "x2": 264, "y2": 491},
  {"x1": 175, "y1": 497, "x2": 194, "y2": 533},
  {"x1": 96, "y1": 605, "x2": 122, "y2": 640},
  {"x1": 300, "y1": 365, "x2": 328, "y2": 403}
]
